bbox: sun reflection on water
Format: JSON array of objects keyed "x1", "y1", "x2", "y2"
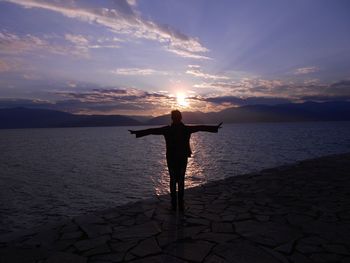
[{"x1": 152, "y1": 134, "x2": 208, "y2": 195}]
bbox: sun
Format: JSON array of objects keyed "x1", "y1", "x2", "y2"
[{"x1": 176, "y1": 93, "x2": 189, "y2": 107}]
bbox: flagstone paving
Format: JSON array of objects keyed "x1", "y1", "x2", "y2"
[{"x1": 1, "y1": 153, "x2": 350, "y2": 263}]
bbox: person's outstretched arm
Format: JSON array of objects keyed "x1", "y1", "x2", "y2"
[
  {"x1": 189, "y1": 122, "x2": 223, "y2": 133},
  {"x1": 129, "y1": 126, "x2": 167, "y2": 138}
]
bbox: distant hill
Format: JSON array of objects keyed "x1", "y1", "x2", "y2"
[
  {"x1": 147, "y1": 101, "x2": 350, "y2": 124},
  {"x1": 0, "y1": 108, "x2": 141, "y2": 129},
  {"x1": 1, "y1": 101, "x2": 350, "y2": 129},
  {"x1": 126, "y1": 115, "x2": 153, "y2": 123},
  {"x1": 147, "y1": 111, "x2": 214, "y2": 125}
]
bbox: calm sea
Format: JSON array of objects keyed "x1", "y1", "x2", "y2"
[{"x1": 1, "y1": 121, "x2": 350, "y2": 234}]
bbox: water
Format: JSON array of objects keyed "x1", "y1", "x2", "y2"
[{"x1": 1, "y1": 121, "x2": 350, "y2": 234}]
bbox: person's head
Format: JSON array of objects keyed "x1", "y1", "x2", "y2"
[{"x1": 171, "y1": 110, "x2": 182, "y2": 124}]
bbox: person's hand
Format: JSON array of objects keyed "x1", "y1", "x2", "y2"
[
  {"x1": 128, "y1": 130, "x2": 136, "y2": 135},
  {"x1": 217, "y1": 122, "x2": 223, "y2": 129}
]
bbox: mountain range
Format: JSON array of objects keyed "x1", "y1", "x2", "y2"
[{"x1": 1, "y1": 101, "x2": 350, "y2": 129}]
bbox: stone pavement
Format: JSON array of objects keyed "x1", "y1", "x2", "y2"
[{"x1": 1, "y1": 153, "x2": 350, "y2": 263}]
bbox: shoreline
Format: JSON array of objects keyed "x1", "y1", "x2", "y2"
[
  {"x1": 1, "y1": 120, "x2": 350, "y2": 130},
  {"x1": 1, "y1": 153, "x2": 350, "y2": 262}
]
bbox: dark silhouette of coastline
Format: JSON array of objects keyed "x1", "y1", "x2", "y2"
[
  {"x1": 1, "y1": 101, "x2": 350, "y2": 129},
  {"x1": 129, "y1": 110, "x2": 222, "y2": 211},
  {"x1": 148, "y1": 101, "x2": 350, "y2": 125},
  {"x1": 0, "y1": 107, "x2": 141, "y2": 129}
]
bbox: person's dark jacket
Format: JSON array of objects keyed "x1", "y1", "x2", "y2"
[{"x1": 134, "y1": 122, "x2": 219, "y2": 159}]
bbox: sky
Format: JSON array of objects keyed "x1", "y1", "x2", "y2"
[{"x1": 0, "y1": 0, "x2": 350, "y2": 116}]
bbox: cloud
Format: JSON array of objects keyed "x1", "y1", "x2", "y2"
[
  {"x1": 0, "y1": 57, "x2": 36, "y2": 74},
  {"x1": 52, "y1": 87, "x2": 180, "y2": 114},
  {"x1": 326, "y1": 80, "x2": 350, "y2": 96},
  {"x1": 294, "y1": 66, "x2": 319, "y2": 75},
  {"x1": 0, "y1": 31, "x2": 89, "y2": 57},
  {"x1": 126, "y1": 0, "x2": 137, "y2": 7},
  {"x1": 52, "y1": 86, "x2": 296, "y2": 113},
  {"x1": 167, "y1": 48, "x2": 211, "y2": 60},
  {"x1": 89, "y1": 44, "x2": 120, "y2": 49},
  {"x1": 303, "y1": 79, "x2": 319, "y2": 85},
  {"x1": 65, "y1": 34, "x2": 89, "y2": 46},
  {"x1": 4, "y1": 87, "x2": 216, "y2": 114},
  {"x1": 0, "y1": 59, "x2": 11, "y2": 72},
  {"x1": 1, "y1": 78, "x2": 350, "y2": 115},
  {"x1": 65, "y1": 33, "x2": 120, "y2": 50},
  {"x1": 186, "y1": 65, "x2": 228, "y2": 80},
  {"x1": 190, "y1": 78, "x2": 350, "y2": 108},
  {"x1": 0, "y1": 31, "x2": 46, "y2": 54},
  {"x1": 4, "y1": 0, "x2": 209, "y2": 59},
  {"x1": 330, "y1": 80, "x2": 350, "y2": 89},
  {"x1": 196, "y1": 96, "x2": 292, "y2": 106},
  {"x1": 110, "y1": 67, "x2": 169, "y2": 76},
  {"x1": 56, "y1": 88, "x2": 171, "y2": 103},
  {"x1": 193, "y1": 75, "x2": 350, "y2": 103},
  {"x1": 193, "y1": 78, "x2": 281, "y2": 95},
  {"x1": 0, "y1": 30, "x2": 121, "y2": 59}
]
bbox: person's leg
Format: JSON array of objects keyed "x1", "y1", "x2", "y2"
[
  {"x1": 167, "y1": 159, "x2": 177, "y2": 210},
  {"x1": 178, "y1": 158, "x2": 188, "y2": 211},
  {"x1": 169, "y1": 173, "x2": 177, "y2": 209}
]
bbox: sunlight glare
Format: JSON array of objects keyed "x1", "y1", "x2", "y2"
[{"x1": 176, "y1": 93, "x2": 189, "y2": 107}]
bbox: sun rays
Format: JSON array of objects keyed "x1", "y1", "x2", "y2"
[{"x1": 176, "y1": 92, "x2": 190, "y2": 108}]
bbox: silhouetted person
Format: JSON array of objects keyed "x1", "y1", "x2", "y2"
[{"x1": 129, "y1": 110, "x2": 222, "y2": 211}]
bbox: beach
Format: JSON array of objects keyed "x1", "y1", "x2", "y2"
[{"x1": 1, "y1": 153, "x2": 350, "y2": 263}]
